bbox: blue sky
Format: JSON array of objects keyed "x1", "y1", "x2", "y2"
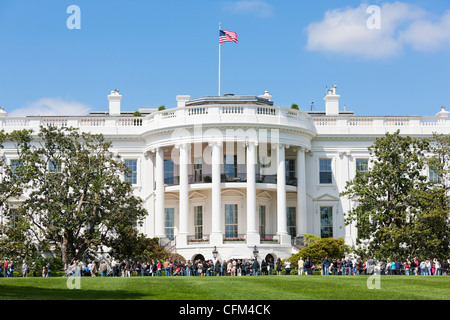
[{"x1": 0, "y1": 0, "x2": 449, "y2": 117}]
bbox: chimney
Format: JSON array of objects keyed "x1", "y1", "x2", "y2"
[
  {"x1": 0, "y1": 106, "x2": 7, "y2": 118},
  {"x1": 108, "y1": 89, "x2": 122, "y2": 116},
  {"x1": 258, "y1": 90, "x2": 272, "y2": 101},
  {"x1": 436, "y1": 106, "x2": 449, "y2": 118},
  {"x1": 176, "y1": 95, "x2": 191, "y2": 108},
  {"x1": 324, "y1": 85, "x2": 340, "y2": 116}
]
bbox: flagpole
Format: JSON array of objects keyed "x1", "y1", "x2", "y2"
[{"x1": 218, "y1": 22, "x2": 221, "y2": 96}]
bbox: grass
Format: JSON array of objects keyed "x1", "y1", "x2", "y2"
[{"x1": 0, "y1": 275, "x2": 449, "y2": 300}]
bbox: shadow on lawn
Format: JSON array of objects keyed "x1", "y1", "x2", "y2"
[{"x1": 0, "y1": 285, "x2": 149, "y2": 300}]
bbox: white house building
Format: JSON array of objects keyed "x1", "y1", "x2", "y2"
[{"x1": 0, "y1": 87, "x2": 448, "y2": 263}]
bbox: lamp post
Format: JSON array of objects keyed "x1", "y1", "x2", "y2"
[
  {"x1": 212, "y1": 246, "x2": 218, "y2": 260},
  {"x1": 253, "y1": 245, "x2": 259, "y2": 259}
]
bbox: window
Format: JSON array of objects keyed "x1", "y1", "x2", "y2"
[
  {"x1": 287, "y1": 207, "x2": 296, "y2": 237},
  {"x1": 319, "y1": 159, "x2": 332, "y2": 184},
  {"x1": 429, "y1": 167, "x2": 441, "y2": 183},
  {"x1": 124, "y1": 159, "x2": 137, "y2": 184},
  {"x1": 225, "y1": 204, "x2": 238, "y2": 238},
  {"x1": 10, "y1": 159, "x2": 21, "y2": 179},
  {"x1": 9, "y1": 209, "x2": 19, "y2": 228},
  {"x1": 356, "y1": 159, "x2": 369, "y2": 177},
  {"x1": 164, "y1": 208, "x2": 175, "y2": 240},
  {"x1": 194, "y1": 157, "x2": 202, "y2": 183},
  {"x1": 194, "y1": 206, "x2": 203, "y2": 239},
  {"x1": 224, "y1": 155, "x2": 237, "y2": 179},
  {"x1": 49, "y1": 160, "x2": 61, "y2": 173},
  {"x1": 285, "y1": 159, "x2": 296, "y2": 180},
  {"x1": 320, "y1": 206, "x2": 333, "y2": 238},
  {"x1": 259, "y1": 205, "x2": 266, "y2": 238},
  {"x1": 164, "y1": 160, "x2": 175, "y2": 184}
]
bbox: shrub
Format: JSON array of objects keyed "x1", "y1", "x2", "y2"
[{"x1": 289, "y1": 237, "x2": 350, "y2": 269}]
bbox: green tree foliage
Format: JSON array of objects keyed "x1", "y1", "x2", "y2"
[
  {"x1": 341, "y1": 130, "x2": 449, "y2": 260},
  {"x1": 289, "y1": 237, "x2": 350, "y2": 268},
  {"x1": 1, "y1": 127, "x2": 147, "y2": 264},
  {"x1": 0, "y1": 130, "x2": 40, "y2": 262}
]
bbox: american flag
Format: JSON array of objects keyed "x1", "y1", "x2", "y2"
[{"x1": 219, "y1": 30, "x2": 238, "y2": 44}]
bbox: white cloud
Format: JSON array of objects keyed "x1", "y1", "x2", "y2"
[
  {"x1": 224, "y1": 0, "x2": 273, "y2": 17},
  {"x1": 9, "y1": 98, "x2": 91, "y2": 117},
  {"x1": 399, "y1": 10, "x2": 450, "y2": 52},
  {"x1": 306, "y1": 2, "x2": 450, "y2": 59}
]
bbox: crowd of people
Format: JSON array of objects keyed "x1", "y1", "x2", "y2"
[
  {"x1": 312, "y1": 257, "x2": 449, "y2": 276},
  {"x1": 0, "y1": 260, "x2": 53, "y2": 278},
  {"x1": 62, "y1": 256, "x2": 450, "y2": 277},
  {"x1": 1, "y1": 256, "x2": 449, "y2": 278}
]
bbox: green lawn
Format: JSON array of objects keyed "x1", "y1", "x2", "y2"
[{"x1": 0, "y1": 276, "x2": 449, "y2": 300}]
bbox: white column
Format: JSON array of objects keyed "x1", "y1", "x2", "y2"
[
  {"x1": 154, "y1": 147, "x2": 165, "y2": 239},
  {"x1": 210, "y1": 141, "x2": 223, "y2": 245},
  {"x1": 177, "y1": 143, "x2": 189, "y2": 246},
  {"x1": 297, "y1": 147, "x2": 307, "y2": 236},
  {"x1": 276, "y1": 144, "x2": 290, "y2": 244},
  {"x1": 246, "y1": 141, "x2": 259, "y2": 245}
]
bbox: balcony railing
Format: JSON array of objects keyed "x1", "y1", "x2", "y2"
[{"x1": 164, "y1": 173, "x2": 298, "y2": 186}]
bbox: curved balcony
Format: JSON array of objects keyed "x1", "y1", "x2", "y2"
[{"x1": 164, "y1": 173, "x2": 298, "y2": 187}]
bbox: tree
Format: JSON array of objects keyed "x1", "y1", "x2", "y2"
[
  {"x1": 340, "y1": 130, "x2": 449, "y2": 260},
  {"x1": 0, "y1": 129, "x2": 40, "y2": 261},
  {"x1": 290, "y1": 104, "x2": 299, "y2": 110},
  {"x1": 411, "y1": 133, "x2": 450, "y2": 260},
  {"x1": 7, "y1": 126, "x2": 147, "y2": 264}
]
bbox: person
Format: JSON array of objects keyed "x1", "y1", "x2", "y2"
[
  {"x1": 379, "y1": 259, "x2": 386, "y2": 275},
  {"x1": 322, "y1": 257, "x2": 330, "y2": 276},
  {"x1": 45, "y1": 262, "x2": 51, "y2": 277},
  {"x1": 284, "y1": 259, "x2": 291, "y2": 275},
  {"x1": 156, "y1": 260, "x2": 162, "y2": 276},
  {"x1": 341, "y1": 259, "x2": 347, "y2": 275},
  {"x1": 214, "y1": 260, "x2": 221, "y2": 276},
  {"x1": 185, "y1": 260, "x2": 192, "y2": 276},
  {"x1": 261, "y1": 259, "x2": 268, "y2": 275},
  {"x1": 347, "y1": 258, "x2": 353, "y2": 275},
  {"x1": 394, "y1": 260, "x2": 402, "y2": 275},
  {"x1": 355, "y1": 258, "x2": 362, "y2": 275},
  {"x1": 390, "y1": 260, "x2": 395, "y2": 275},
  {"x1": 434, "y1": 259, "x2": 440, "y2": 276},
  {"x1": 404, "y1": 260, "x2": 410, "y2": 276},
  {"x1": 298, "y1": 257, "x2": 304, "y2": 275},
  {"x1": 366, "y1": 257, "x2": 374, "y2": 275},
  {"x1": 252, "y1": 259, "x2": 260, "y2": 276},
  {"x1": 90, "y1": 261, "x2": 98, "y2": 276},
  {"x1": 101, "y1": 261, "x2": 108, "y2": 277},
  {"x1": 268, "y1": 258, "x2": 274, "y2": 275},
  {"x1": 443, "y1": 260, "x2": 449, "y2": 275},
  {"x1": 231, "y1": 259, "x2": 236, "y2": 276},
  {"x1": 276, "y1": 258, "x2": 282, "y2": 275},
  {"x1": 22, "y1": 260, "x2": 28, "y2": 278},
  {"x1": 245, "y1": 260, "x2": 251, "y2": 276},
  {"x1": 163, "y1": 259, "x2": 170, "y2": 276},
  {"x1": 198, "y1": 260, "x2": 204, "y2": 276},
  {"x1": 304, "y1": 257, "x2": 311, "y2": 275},
  {"x1": 425, "y1": 259, "x2": 431, "y2": 276},
  {"x1": 3, "y1": 260, "x2": 8, "y2": 278},
  {"x1": 135, "y1": 261, "x2": 142, "y2": 277},
  {"x1": 42, "y1": 266, "x2": 46, "y2": 277},
  {"x1": 9, "y1": 261, "x2": 14, "y2": 277}
]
